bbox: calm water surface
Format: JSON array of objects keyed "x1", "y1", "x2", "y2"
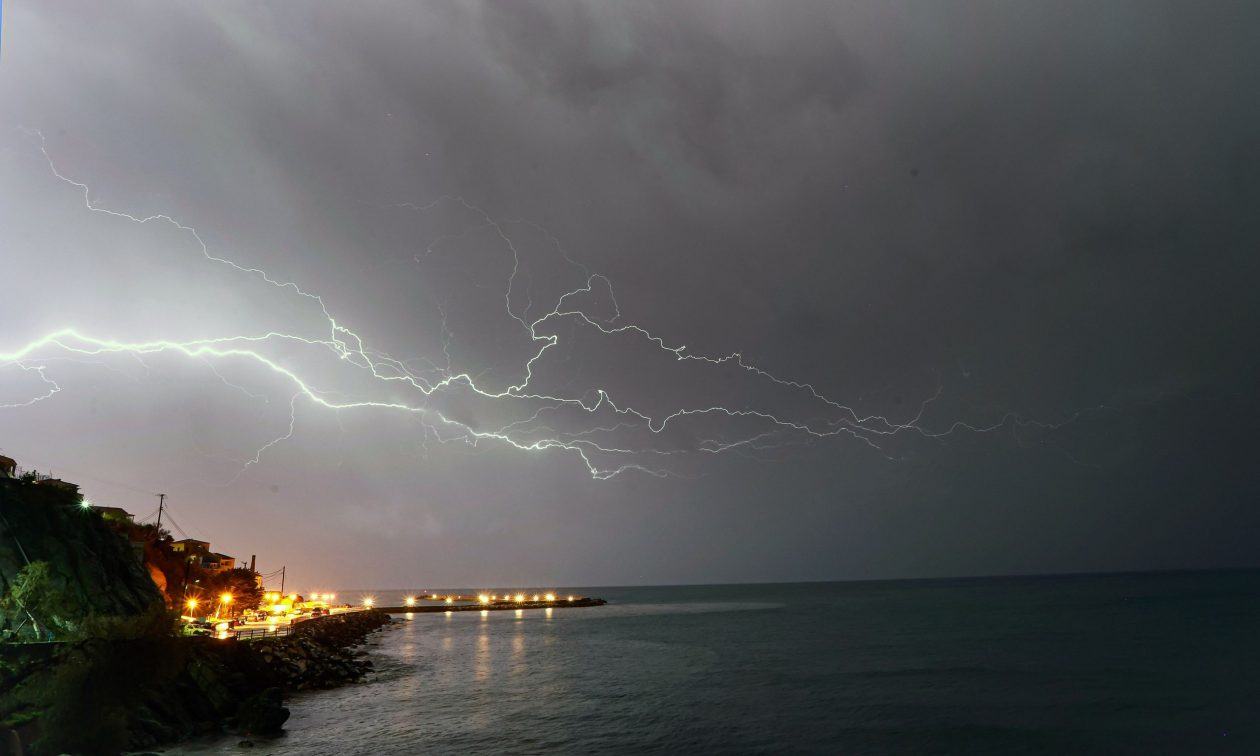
[{"x1": 169, "y1": 571, "x2": 1260, "y2": 754}]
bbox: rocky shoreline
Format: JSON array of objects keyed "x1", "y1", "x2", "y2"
[{"x1": 0, "y1": 610, "x2": 393, "y2": 756}]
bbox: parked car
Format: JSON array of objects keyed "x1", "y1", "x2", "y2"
[{"x1": 183, "y1": 620, "x2": 213, "y2": 637}]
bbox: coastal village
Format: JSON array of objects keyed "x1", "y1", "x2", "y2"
[{"x1": 0, "y1": 451, "x2": 322, "y2": 640}]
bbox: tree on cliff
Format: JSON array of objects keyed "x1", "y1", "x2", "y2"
[
  {"x1": 0, "y1": 561, "x2": 61, "y2": 641},
  {"x1": 200, "y1": 569, "x2": 264, "y2": 613}
]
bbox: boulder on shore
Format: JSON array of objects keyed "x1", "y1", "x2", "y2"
[{"x1": 236, "y1": 687, "x2": 289, "y2": 735}]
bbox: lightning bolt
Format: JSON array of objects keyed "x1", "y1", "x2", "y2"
[
  {"x1": 1, "y1": 128, "x2": 1080, "y2": 481},
  {"x1": 0, "y1": 363, "x2": 61, "y2": 409}
]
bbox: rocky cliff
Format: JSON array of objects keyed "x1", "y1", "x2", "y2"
[{"x1": 0, "y1": 479, "x2": 163, "y2": 640}]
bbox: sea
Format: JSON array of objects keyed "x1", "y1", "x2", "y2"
[{"x1": 167, "y1": 570, "x2": 1260, "y2": 755}]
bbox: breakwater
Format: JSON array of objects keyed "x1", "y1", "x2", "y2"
[{"x1": 378, "y1": 597, "x2": 607, "y2": 613}]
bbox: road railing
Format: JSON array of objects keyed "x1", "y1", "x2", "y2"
[{"x1": 232, "y1": 625, "x2": 293, "y2": 641}]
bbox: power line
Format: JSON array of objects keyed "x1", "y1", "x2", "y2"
[
  {"x1": 163, "y1": 503, "x2": 206, "y2": 541},
  {"x1": 163, "y1": 513, "x2": 190, "y2": 541}
]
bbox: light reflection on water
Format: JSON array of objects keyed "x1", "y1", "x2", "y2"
[{"x1": 475, "y1": 627, "x2": 490, "y2": 682}]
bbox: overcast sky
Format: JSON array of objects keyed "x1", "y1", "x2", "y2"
[{"x1": 1, "y1": 1, "x2": 1257, "y2": 590}]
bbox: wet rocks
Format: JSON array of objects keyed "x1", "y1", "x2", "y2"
[
  {"x1": 235, "y1": 687, "x2": 288, "y2": 736},
  {"x1": 248, "y1": 610, "x2": 391, "y2": 691}
]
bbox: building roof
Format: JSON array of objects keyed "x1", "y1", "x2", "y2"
[
  {"x1": 203, "y1": 552, "x2": 235, "y2": 563},
  {"x1": 38, "y1": 478, "x2": 80, "y2": 491},
  {"x1": 91, "y1": 505, "x2": 134, "y2": 518},
  {"x1": 173, "y1": 538, "x2": 211, "y2": 546}
]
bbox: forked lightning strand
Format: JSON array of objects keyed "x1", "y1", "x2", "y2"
[{"x1": 1, "y1": 129, "x2": 1073, "y2": 480}]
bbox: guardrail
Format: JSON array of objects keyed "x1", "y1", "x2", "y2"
[{"x1": 232, "y1": 625, "x2": 293, "y2": 641}]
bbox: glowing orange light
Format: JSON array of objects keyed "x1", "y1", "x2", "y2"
[
  {"x1": 478, "y1": 594, "x2": 490, "y2": 604},
  {"x1": 220, "y1": 593, "x2": 233, "y2": 604},
  {"x1": 405, "y1": 596, "x2": 416, "y2": 607},
  {"x1": 186, "y1": 598, "x2": 199, "y2": 611},
  {"x1": 514, "y1": 594, "x2": 525, "y2": 603},
  {"x1": 544, "y1": 593, "x2": 556, "y2": 602}
]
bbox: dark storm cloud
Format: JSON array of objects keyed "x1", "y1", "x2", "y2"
[{"x1": 1, "y1": 1, "x2": 1258, "y2": 587}]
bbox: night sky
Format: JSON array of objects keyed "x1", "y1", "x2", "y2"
[{"x1": 1, "y1": 1, "x2": 1257, "y2": 589}]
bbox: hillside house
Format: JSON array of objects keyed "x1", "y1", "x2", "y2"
[
  {"x1": 91, "y1": 505, "x2": 135, "y2": 524},
  {"x1": 170, "y1": 538, "x2": 211, "y2": 555},
  {"x1": 36, "y1": 478, "x2": 80, "y2": 496},
  {"x1": 202, "y1": 553, "x2": 237, "y2": 573}
]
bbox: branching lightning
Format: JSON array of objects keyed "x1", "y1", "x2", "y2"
[{"x1": 1, "y1": 128, "x2": 1079, "y2": 481}]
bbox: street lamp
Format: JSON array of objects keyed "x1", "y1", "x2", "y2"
[{"x1": 186, "y1": 598, "x2": 198, "y2": 613}]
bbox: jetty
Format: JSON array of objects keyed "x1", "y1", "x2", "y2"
[{"x1": 377, "y1": 596, "x2": 606, "y2": 613}]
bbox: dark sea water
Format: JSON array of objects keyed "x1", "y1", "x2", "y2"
[{"x1": 169, "y1": 571, "x2": 1260, "y2": 755}]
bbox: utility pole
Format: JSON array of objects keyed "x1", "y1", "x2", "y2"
[
  {"x1": 155, "y1": 493, "x2": 166, "y2": 531},
  {"x1": 280, "y1": 566, "x2": 286, "y2": 595}
]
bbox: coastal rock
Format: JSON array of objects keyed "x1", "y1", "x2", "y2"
[{"x1": 236, "y1": 688, "x2": 289, "y2": 735}]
